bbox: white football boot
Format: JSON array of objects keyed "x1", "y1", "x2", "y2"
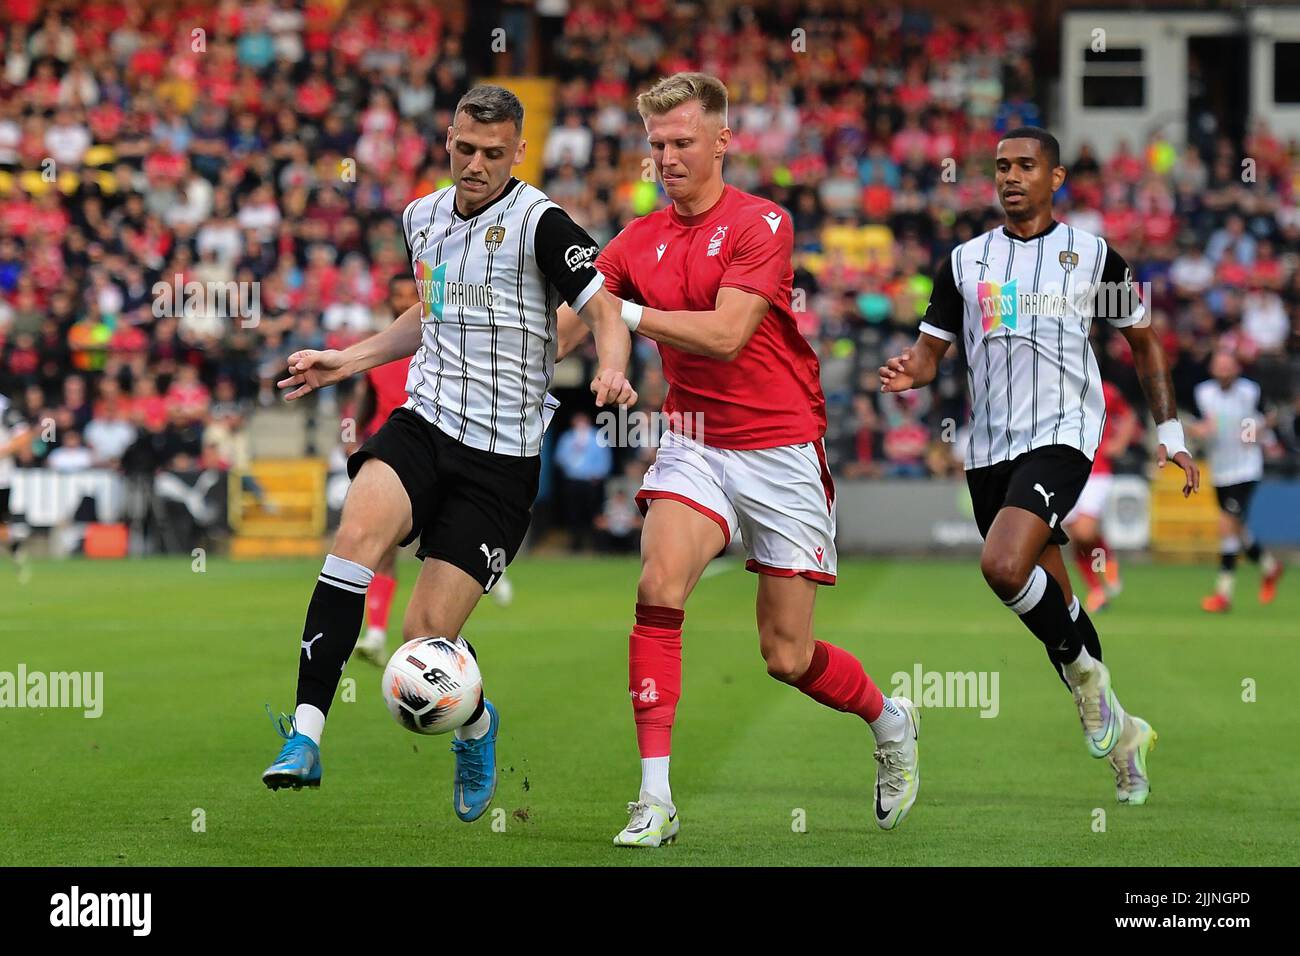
[
  {"x1": 1108, "y1": 714, "x2": 1157, "y2": 806},
  {"x1": 1069, "y1": 659, "x2": 1122, "y2": 758},
  {"x1": 613, "y1": 795, "x2": 679, "y2": 847},
  {"x1": 353, "y1": 627, "x2": 387, "y2": 666},
  {"x1": 873, "y1": 697, "x2": 920, "y2": 830}
]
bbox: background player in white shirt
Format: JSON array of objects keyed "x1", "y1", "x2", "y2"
[
  {"x1": 881, "y1": 127, "x2": 1199, "y2": 807},
  {"x1": 1191, "y1": 350, "x2": 1284, "y2": 611}
]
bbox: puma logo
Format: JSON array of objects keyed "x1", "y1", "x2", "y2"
[
  {"x1": 1033, "y1": 483, "x2": 1055, "y2": 508},
  {"x1": 301, "y1": 632, "x2": 323, "y2": 660}
]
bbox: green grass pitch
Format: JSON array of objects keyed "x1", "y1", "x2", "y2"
[{"x1": 2, "y1": 555, "x2": 1297, "y2": 866}]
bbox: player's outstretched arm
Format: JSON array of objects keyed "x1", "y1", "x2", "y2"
[
  {"x1": 878, "y1": 332, "x2": 950, "y2": 392},
  {"x1": 555, "y1": 303, "x2": 592, "y2": 361},
  {"x1": 278, "y1": 301, "x2": 423, "y2": 401},
  {"x1": 1120, "y1": 322, "x2": 1200, "y2": 497},
  {"x1": 578, "y1": 288, "x2": 637, "y2": 408},
  {"x1": 624, "y1": 287, "x2": 767, "y2": 361}
]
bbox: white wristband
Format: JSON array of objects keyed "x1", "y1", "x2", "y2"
[
  {"x1": 1156, "y1": 419, "x2": 1187, "y2": 459},
  {"x1": 620, "y1": 298, "x2": 643, "y2": 332}
]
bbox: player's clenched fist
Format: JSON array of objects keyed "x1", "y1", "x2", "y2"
[
  {"x1": 590, "y1": 368, "x2": 638, "y2": 408},
  {"x1": 278, "y1": 349, "x2": 349, "y2": 401},
  {"x1": 879, "y1": 348, "x2": 918, "y2": 392}
]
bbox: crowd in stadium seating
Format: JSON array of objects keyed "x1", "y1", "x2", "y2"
[{"x1": 0, "y1": 0, "x2": 1297, "y2": 547}]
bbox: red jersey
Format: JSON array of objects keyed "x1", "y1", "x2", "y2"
[
  {"x1": 596, "y1": 185, "x2": 824, "y2": 450},
  {"x1": 364, "y1": 358, "x2": 410, "y2": 437},
  {"x1": 1092, "y1": 381, "x2": 1134, "y2": 476}
]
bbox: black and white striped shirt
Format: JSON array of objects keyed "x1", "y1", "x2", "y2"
[
  {"x1": 920, "y1": 221, "x2": 1143, "y2": 469},
  {"x1": 1193, "y1": 377, "x2": 1264, "y2": 486},
  {"x1": 401, "y1": 177, "x2": 604, "y2": 457}
]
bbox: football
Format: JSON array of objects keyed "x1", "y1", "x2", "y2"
[{"x1": 381, "y1": 637, "x2": 482, "y2": 735}]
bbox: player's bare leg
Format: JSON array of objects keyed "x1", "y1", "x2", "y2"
[
  {"x1": 614, "y1": 499, "x2": 720, "y2": 847},
  {"x1": 757, "y1": 573, "x2": 919, "y2": 830},
  {"x1": 402, "y1": 557, "x2": 498, "y2": 821},
  {"x1": 982, "y1": 508, "x2": 1126, "y2": 759},
  {"x1": 356, "y1": 545, "x2": 399, "y2": 665},
  {"x1": 263, "y1": 459, "x2": 412, "y2": 789}
]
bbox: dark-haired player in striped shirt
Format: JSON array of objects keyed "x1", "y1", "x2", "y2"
[{"x1": 880, "y1": 127, "x2": 1200, "y2": 807}]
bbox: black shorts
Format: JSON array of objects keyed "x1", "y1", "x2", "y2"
[
  {"x1": 0, "y1": 487, "x2": 9, "y2": 523},
  {"x1": 965, "y1": 445, "x2": 1093, "y2": 546},
  {"x1": 1214, "y1": 481, "x2": 1258, "y2": 517},
  {"x1": 347, "y1": 408, "x2": 540, "y2": 592}
]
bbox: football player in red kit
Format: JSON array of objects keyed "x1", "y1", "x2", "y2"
[{"x1": 560, "y1": 73, "x2": 920, "y2": 845}]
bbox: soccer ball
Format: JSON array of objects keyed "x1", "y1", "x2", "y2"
[{"x1": 381, "y1": 637, "x2": 482, "y2": 735}]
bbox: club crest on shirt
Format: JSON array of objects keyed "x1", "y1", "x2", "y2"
[
  {"x1": 1059, "y1": 250, "x2": 1078, "y2": 271},
  {"x1": 484, "y1": 224, "x2": 507, "y2": 253},
  {"x1": 706, "y1": 225, "x2": 728, "y2": 257}
]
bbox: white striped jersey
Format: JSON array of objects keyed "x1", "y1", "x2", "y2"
[
  {"x1": 1193, "y1": 377, "x2": 1264, "y2": 486},
  {"x1": 400, "y1": 177, "x2": 604, "y2": 457},
  {"x1": 920, "y1": 221, "x2": 1144, "y2": 469}
]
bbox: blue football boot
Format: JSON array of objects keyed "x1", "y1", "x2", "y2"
[
  {"x1": 450, "y1": 700, "x2": 498, "y2": 821},
  {"x1": 262, "y1": 707, "x2": 322, "y2": 790}
]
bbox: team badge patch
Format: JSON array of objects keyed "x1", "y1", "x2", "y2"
[
  {"x1": 484, "y1": 225, "x2": 507, "y2": 253},
  {"x1": 1058, "y1": 250, "x2": 1078, "y2": 271}
]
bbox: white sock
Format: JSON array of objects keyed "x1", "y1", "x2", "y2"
[
  {"x1": 1261, "y1": 551, "x2": 1279, "y2": 576},
  {"x1": 1063, "y1": 645, "x2": 1096, "y2": 684},
  {"x1": 870, "y1": 696, "x2": 907, "y2": 743},
  {"x1": 1216, "y1": 570, "x2": 1236, "y2": 599},
  {"x1": 364, "y1": 626, "x2": 386, "y2": 644},
  {"x1": 455, "y1": 705, "x2": 493, "y2": 741},
  {"x1": 640, "y1": 756, "x2": 672, "y2": 807},
  {"x1": 294, "y1": 703, "x2": 325, "y2": 745}
]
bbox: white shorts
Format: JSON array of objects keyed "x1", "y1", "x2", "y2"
[
  {"x1": 635, "y1": 430, "x2": 837, "y2": 584},
  {"x1": 1066, "y1": 473, "x2": 1113, "y2": 523}
]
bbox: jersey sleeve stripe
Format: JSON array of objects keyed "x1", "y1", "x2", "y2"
[
  {"x1": 918, "y1": 321, "x2": 956, "y2": 343},
  {"x1": 569, "y1": 272, "x2": 604, "y2": 314}
]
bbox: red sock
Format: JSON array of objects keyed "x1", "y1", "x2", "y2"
[
  {"x1": 1073, "y1": 544, "x2": 1101, "y2": 590},
  {"x1": 794, "y1": 640, "x2": 884, "y2": 722},
  {"x1": 367, "y1": 573, "x2": 397, "y2": 630},
  {"x1": 629, "y1": 603, "x2": 683, "y2": 758}
]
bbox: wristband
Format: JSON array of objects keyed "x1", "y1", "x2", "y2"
[
  {"x1": 620, "y1": 299, "x2": 643, "y2": 332},
  {"x1": 1156, "y1": 419, "x2": 1187, "y2": 459}
]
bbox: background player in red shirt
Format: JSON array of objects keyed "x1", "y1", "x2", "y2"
[
  {"x1": 1062, "y1": 380, "x2": 1140, "y2": 614},
  {"x1": 561, "y1": 74, "x2": 921, "y2": 845}
]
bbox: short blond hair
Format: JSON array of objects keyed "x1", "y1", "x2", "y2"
[{"x1": 636, "y1": 72, "x2": 728, "y2": 126}]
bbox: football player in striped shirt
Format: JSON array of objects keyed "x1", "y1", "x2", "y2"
[
  {"x1": 880, "y1": 127, "x2": 1199, "y2": 806},
  {"x1": 1191, "y1": 350, "x2": 1284, "y2": 611},
  {"x1": 261, "y1": 86, "x2": 638, "y2": 822}
]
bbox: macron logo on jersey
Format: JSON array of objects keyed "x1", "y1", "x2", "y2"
[
  {"x1": 762, "y1": 211, "x2": 782, "y2": 234},
  {"x1": 656, "y1": 242, "x2": 667, "y2": 262}
]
